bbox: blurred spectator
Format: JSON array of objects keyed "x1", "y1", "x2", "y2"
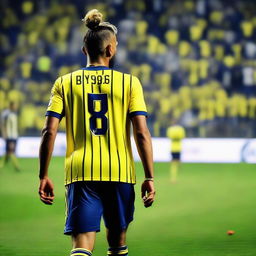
[{"x1": 1, "y1": 0, "x2": 256, "y2": 137}]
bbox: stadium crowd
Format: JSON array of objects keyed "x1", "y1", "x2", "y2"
[{"x1": 1, "y1": 0, "x2": 256, "y2": 137}]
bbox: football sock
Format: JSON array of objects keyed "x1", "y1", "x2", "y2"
[
  {"x1": 0, "y1": 158, "x2": 4, "y2": 168},
  {"x1": 0, "y1": 155, "x2": 9, "y2": 168},
  {"x1": 170, "y1": 161, "x2": 178, "y2": 182},
  {"x1": 107, "y1": 245, "x2": 128, "y2": 255},
  {"x1": 9, "y1": 154, "x2": 21, "y2": 171},
  {"x1": 70, "y1": 248, "x2": 92, "y2": 256}
]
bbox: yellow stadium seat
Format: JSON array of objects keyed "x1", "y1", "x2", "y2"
[
  {"x1": 130, "y1": 65, "x2": 141, "y2": 78},
  {"x1": 184, "y1": 1, "x2": 195, "y2": 11},
  {"x1": 199, "y1": 59, "x2": 209, "y2": 79},
  {"x1": 0, "y1": 78, "x2": 10, "y2": 91},
  {"x1": 199, "y1": 40, "x2": 211, "y2": 58},
  {"x1": 165, "y1": 30, "x2": 179, "y2": 46},
  {"x1": 215, "y1": 100, "x2": 226, "y2": 118},
  {"x1": 214, "y1": 45, "x2": 225, "y2": 61},
  {"x1": 28, "y1": 31, "x2": 39, "y2": 46},
  {"x1": 19, "y1": 104, "x2": 37, "y2": 132},
  {"x1": 22, "y1": 1, "x2": 34, "y2": 15},
  {"x1": 160, "y1": 97, "x2": 172, "y2": 114},
  {"x1": 37, "y1": 56, "x2": 51, "y2": 72},
  {"x1": 35, "y1": 106, "x2": 49, "y2": 131},
  {"x1": 136, "y1": 21, "x2": 148, "y2": 36},
  {"x1": 158, "y1": 43, "x2": 167, "y2": 54},
  {"x1": 190, "y1": 25, "x2": 203, "y2": 41},
  {"x1": 20, "y1": 62, "x2": 32, "y2": 78},
  {"x1": 0, "y1": 90, "x2": 6, "y2": 111},
  {"x1": 140, "y1": 64, "x2": 152, "y2": 85},
  {"x1": 179, "y1": 41, "x2": 191, "y2": 57},
  {"x1": 210, "y1": 11, "x2": 223, "y2": 25},
  {"x1": 7, "y1": 90, "x2": 24, "y2": 104},
  {"x1": 147, "y1": 35, "x2": 160, "y2": 55},
  {"x1": 237, "y1": 96, "x2": 248, "y2": 117},
  {"x1": 248, "y1": 98, "x2": 256, "y2": 118},
  {"x1": 223, "y1": 55, "x2": 235, "y2": 68},
  {"x1": 232, "y1": 44, "x2": 242, "y2": 63},
  {"x1": 58, "y1": 66, "x2": 71, "y2": 77},
  {"x1": 196, "y1": 19, "x2": 207, "y2": 30},
  {"x1": 241, "y1": 21, "x2": 254, "y2": 37}
]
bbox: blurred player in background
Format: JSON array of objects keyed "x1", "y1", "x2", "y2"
[
  {"x1": 0, "y1": 101, "x2": 20, "y2": 171},
  {"x1": 38, "y1": 9, "x2": 155, "y2": 256},
  {"x1": 167, "y1": 123, "x2": 186, "y2": 183}
]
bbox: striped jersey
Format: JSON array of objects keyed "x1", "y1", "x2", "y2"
[
  {"x1": 46, "y1": 66, "x2": 147, "y2": 185},
  {"x1": 1, "y1": 109, "x2": 18, "y2": 139},
  {"x1": 167, "y1": 125, "x2": 186, "y2": 153}
]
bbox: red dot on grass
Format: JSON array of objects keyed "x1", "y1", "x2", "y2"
[{"x1": 227, "y1": 230, "x2": 235, "y2": 235}]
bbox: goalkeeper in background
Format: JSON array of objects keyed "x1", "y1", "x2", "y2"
[{"x1": 166, "y1": 124, "x2": 186, "y2": 183}]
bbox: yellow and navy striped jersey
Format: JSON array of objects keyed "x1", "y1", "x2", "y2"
[
  {"x1": 46, "y1": 66, "x2": 147, "y2": 185},
  {"x1": 1, "y1": 109, "x2": 18, "y2": 139},
  {"x1": 166, "y1": 125, "x2": 186, "y2": 153}
]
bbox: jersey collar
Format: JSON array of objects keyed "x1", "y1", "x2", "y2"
[{"x1": 82, "y1": 66, "x2": 111, "y2": 70}]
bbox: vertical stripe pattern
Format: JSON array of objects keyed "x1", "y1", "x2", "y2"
[
  {"x1": 122, "y1": 74, "x2": 129, "y2": 182},
  {"x1": 108, "y1": 70, "x2": 114, "y2": 181},
  {"x1": 48, "y1": 69, "x2": 147, "y2": 185},
  {"x1": 129, "y1": 74, "x2": 133, "y2": 183},
  {"x1": 70, "y1": 72, "x2": 74, "y2": 182},
  {"x1": 61, "y1": 78, "x2": 68, "y2": 184},
  {"x1": 91, "y1": 81, "x2": 94, "y2": 180},
  {"x1": 82, "y1": 70, "x2": 86, "y2": 181}
]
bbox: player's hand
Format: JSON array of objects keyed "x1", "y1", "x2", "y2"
[
  {"x1": 141, "y1": 180, "x2": 155, "y2": 208},
  {"x1": 39, "y1": 177, "x2": 55, "y2": 205}
]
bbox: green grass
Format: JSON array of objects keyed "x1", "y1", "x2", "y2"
[{"x1": 0, "y1": 158, "x2": 256, "y2": 256}]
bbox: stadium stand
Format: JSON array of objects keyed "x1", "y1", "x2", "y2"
[{"x1": 1, "y1": 0, "x2": 256, "y2": 137}]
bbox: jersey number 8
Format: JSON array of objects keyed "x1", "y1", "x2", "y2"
[{"x1": 88, "y1": 93, "x2": 108, "y2": 135}]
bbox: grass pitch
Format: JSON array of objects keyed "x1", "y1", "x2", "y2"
[{"x1": 0, "y1": 158, "x2": 256, "y2": 256}]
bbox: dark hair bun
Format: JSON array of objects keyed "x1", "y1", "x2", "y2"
[{"x1": 82, "y1": 9, "x2": 103, "y2": 30}]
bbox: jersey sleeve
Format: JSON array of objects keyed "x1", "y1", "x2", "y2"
[
  {"x1": 46, "y1": 77, "x2": 64, "y2": 119},
  {"x1": 128, "y1": 76, "x2": 147, "y2": 118}
]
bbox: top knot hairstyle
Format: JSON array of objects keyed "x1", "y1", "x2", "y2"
[
  {"x1": 82, "y1": 9, "x2": 118, "y2": 61},
  {"x1": 82, "y1": 9, "x2": 103, "y2": 30}
]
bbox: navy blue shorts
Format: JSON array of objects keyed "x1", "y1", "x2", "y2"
[
  {"x1": 171, "y1": 152, "x2": 181, "y2": 160},
  {"x1": 5, "y1": 139, "x2": 17, "y2": 152},
  {"x1": 64, "y1": 182, "x2": 135, "y2": 235}
]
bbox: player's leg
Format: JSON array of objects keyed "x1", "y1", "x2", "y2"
[
  {"x1": 170, "y1": 160, "x2": 179, "y2": 183},
  {"x1": 71, "y1": 232, "x2": 95, "y2": 256},
  {"x1": 170, "y1": 152, "x2": 180, "y2": 183},
  {"x1": 9, "y1": 153, "x2": 20, "y2": 171},
  {"x1": 65, "y1": 182, "x2": 103, "y2": 256},
  {"x1": 106, "y1": 229, "x2": 128, "y2": 256},
  {"x1": 106, "y1": 228, "x2": 126, "y2": 246},
  {"x1": 102, "y1": 183, "x2": 135, "y2": 256},
  {"x1": 0, "y1": 139, "x2": 10, "y2": 168},
  {"x1": 7, "y1": 140, "x2": 20, "y2": 171},
  {"x1": 0, "y1": 155, "x2": 7, "y2": 168}
]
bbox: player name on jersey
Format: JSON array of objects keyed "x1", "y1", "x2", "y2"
[{"x1": 75, "y1": 74, "x2": 110, "y2": 86}]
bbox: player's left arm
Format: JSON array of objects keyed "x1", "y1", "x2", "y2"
[
  {"x1": 39, "y1": 77, "x2": 64, "y2": 205},
  {"x1": 129, "y1": 75, "x2": 155, "y2": 207},
  {"x1": 38, "y1": 116, "x2": 60, "y2": 205}
]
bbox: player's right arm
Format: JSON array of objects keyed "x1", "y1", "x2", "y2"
[{"x1": 39, "y1": 116, "x2": 59, "y2": 205}]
